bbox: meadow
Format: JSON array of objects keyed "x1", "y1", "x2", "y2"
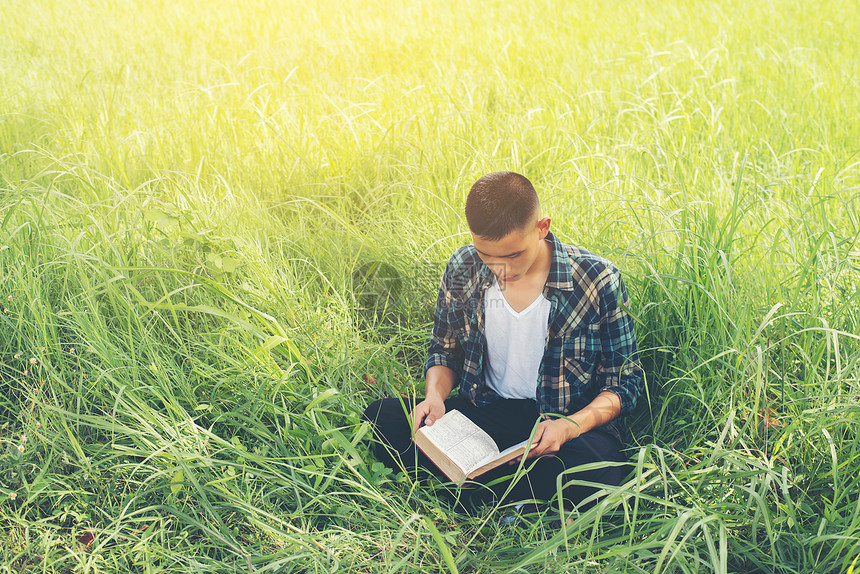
[{"x1": 1, "y1": 0, "x2": 859, "y2": 572}]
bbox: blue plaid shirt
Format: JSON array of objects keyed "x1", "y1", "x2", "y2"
[{"x1": 425, "y1": 231, "x2": 643, "y2": 441}]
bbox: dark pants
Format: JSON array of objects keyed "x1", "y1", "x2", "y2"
[{"x1": 362, "y1": 395, "x2": 628, "y2": 512}]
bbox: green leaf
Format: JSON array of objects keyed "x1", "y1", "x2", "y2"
[
  {"x1": 144, "y1": 209, "x2": 180, "y2": 227},
  {"x1": 423, "y1": 516, "x2": 460, "y2": 574},
  {"x1": 170, "y1": 468, "x2": 184, "y2": 496},
  {"x1": 219, "y1": 255, "x2": 239, "y2": 273},
  {"x1": 304, "y1": 388, "x2": 339, "y2": 413}
]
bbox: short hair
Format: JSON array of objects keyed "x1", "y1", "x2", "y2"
[{"x1": 465, "y1": 171, "x2": 540, "y2": 240}]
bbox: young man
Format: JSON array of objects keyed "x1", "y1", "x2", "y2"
[{"x1": 364, "y1": 171, "x2": 643, "y2": 511}]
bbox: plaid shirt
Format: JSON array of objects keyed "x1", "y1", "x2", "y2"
[{"x1": 425, "y1": 231, "x2": 643, "y2": 441}]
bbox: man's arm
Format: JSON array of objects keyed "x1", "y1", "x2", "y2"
[
  {"x1": 417, "y1": 253, "x2": 470, "y2": 434},
  {"x1": 411, "y1": 365, "x2": 456, "y2": 434},
  {"x1": 524, "y1": 391, "x2": 620, "y2": 459},
  {"x1": 519, "y1": 266, "x2": 641, "y2": 460},
  {"x1": 594, "y1": 268, "x2": 643, "y2": 417}
]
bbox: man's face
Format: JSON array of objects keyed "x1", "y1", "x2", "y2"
[{"x1": 471, "y1": 217, "x2": 551, "y2": 284}]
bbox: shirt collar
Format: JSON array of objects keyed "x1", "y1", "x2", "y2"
[
  {"x1": 470, "y1": 230, "x2": 576, "y2": 293},
  {"x1": 543, "y1": 231, "x2": 577, "y2": 291}
]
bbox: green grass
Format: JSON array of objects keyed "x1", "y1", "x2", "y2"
[{"x1": 1, "y1": 0, "x2": 859, "y2": 572}]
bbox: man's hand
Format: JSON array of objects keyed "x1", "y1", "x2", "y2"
[
  {"x1": 508, "y1": 418, "x2": 580, "y2": 465},
  {"x1": 508, "y1": 391, "x2": 622, "y2": 465},
  {"x1": 411, "y1": 397, "x2": 446, "y2": 435},
  {"x1": 413, "y1": 365, "x2": 456, "y2": 436},
  {"x1": 527, "y1": 418, "x2": 580, "y2": 458}
]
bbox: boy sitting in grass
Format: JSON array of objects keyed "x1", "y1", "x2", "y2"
[{"x1": 364, "y1": 171, "x2": 644, "y2": 513}]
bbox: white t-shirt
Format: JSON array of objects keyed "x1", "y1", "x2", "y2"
[{"x1": 483, "y1": 278, "x2": 551, "y2": 400}]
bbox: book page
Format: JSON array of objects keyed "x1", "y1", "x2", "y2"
[
  {"x1": 497, "y1": 439, "x2": 529, "y2": 459},
  {"x1": 418, "y1": 410, "x2": 500, "y2": 474},
  {"x1": 464, "y1": 438, "x2": 531, "y2": 479}
]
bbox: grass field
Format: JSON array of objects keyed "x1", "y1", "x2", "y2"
[{"x1": 1, "y1": 0, "x2": 859, "y2": 572}]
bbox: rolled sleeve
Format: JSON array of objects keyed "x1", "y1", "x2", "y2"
[
  {"x1": 424, "y1": 263, "x2": 464, "y2": 382},
  {"x1": 596, "y1": 269, "x2": 644, "y2": 417}
]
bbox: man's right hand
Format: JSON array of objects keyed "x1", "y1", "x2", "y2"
[
  {"x1": 413, "y1": 365, "x2": 456, "y2": 436},
  {"x1": 411, "y1": 397, "x2": 446, "y2": 435}
]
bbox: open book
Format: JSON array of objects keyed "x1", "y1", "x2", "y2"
[{"x1": 413, "y1": 410, "x2": 530, "y2": 482}]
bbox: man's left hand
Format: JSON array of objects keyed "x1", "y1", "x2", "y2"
[
  {"x1": 507, "y1": 391, "x2": 621, "y2": 465},
  {"x1": 527, "y1": 418, "x2": 580, "y2": 458},
  {"x1": 509, "y1": 418, "x2": 580, "y2": 464}
]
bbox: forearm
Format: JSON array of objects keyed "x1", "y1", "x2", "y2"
[
  {"x1": 552, "y1": 390, "x2": 621, "y2": 441},
  {"x1": 526, "y1": 391, "x2": 622, "y2": 459},
  {"x1": 425, "y1": 365, "x2": 456, "y2": 402}
]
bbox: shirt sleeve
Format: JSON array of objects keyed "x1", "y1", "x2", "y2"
[
  {"x1": 595, "y1": 268, "x2": 644, "y2": 417},
  {"x1": 424, "y1": 258, "x2": 465, "y2": 382}
]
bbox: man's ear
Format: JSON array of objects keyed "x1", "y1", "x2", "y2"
[{"x1": 537, "y1": 216, "x2": 551, "y2": 239}]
